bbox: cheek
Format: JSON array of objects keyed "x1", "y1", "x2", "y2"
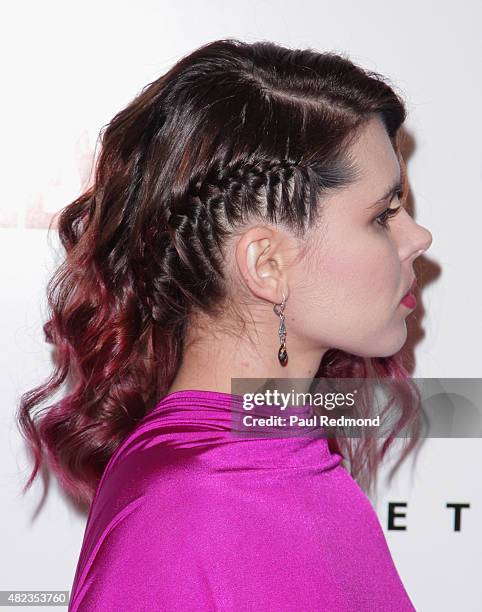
[
  {"x1": 289, "y1": 221, "x2": 407, "y2": 356},
  {"x1": 303, "y1": 225, "x2": 400, "y2": 312}
]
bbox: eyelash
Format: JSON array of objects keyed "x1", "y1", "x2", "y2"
[{"x1": 375, "y1": 189, "x2": 405, "y2": 228}]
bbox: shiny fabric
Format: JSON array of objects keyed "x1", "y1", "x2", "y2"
[{"x1": 69, "y1": 389, "x2": 416, "y2": 611}]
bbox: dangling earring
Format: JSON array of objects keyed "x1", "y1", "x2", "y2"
[{"x1": 273, "y1": 292, "x2": 288, "y2": 366}]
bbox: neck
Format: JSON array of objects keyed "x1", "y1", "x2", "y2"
[{"x1": 167, "y1": 312, "x2": 328, "y2": 397}]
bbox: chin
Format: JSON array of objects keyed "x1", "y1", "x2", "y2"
[
  {"x1": 346, "y1": 321, "x2": 408, "y2": 359},
  {"x1": 375, "y1": 322, "x2": 408, "y2": 357}
]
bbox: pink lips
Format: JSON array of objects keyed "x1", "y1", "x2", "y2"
[{"x1": 400, "y1": 278, "x2": 417, "y2": 309}]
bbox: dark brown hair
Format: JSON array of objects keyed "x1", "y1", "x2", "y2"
[{"x1": 17, "y1": 38, "x2": 422, "y2": 508}]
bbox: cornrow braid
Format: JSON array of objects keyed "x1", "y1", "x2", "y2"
[
  {"x1": 188, "y1": 158, "x2": 302, "y2": 197},
  {"x1": 134, "y1": 158, "x2": 307, "y2": 324},
  {"x1": 136, "y1": 156, "x2": 349, "y2": 324},
  {"x1": 170, "y1": 157, "x2": 315, "y2": 240}
]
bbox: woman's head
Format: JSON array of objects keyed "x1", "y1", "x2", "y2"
[{"x1": 17, "y1": 38, "x2": 431, "y2": 506}]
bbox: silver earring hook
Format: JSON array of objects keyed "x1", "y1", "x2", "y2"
[{"x1": 274, "y1": 291, "x2": 287, "y2": 315}]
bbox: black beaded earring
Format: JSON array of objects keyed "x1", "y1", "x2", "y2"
[{"x1": 273, "y1": 292, "x2": 288, "y2": 366}]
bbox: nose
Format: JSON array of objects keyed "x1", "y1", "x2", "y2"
[{"x1": 398, "y1": 213, "x2": 433, "y2": 263}]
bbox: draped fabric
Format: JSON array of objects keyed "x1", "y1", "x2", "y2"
[{"x1": 69, "y1": 389, "x2": 415, "y2": 611}]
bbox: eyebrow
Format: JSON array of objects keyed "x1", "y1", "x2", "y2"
[{"x1": 367, "y1": 169, "x2": 405, "y2": 210}]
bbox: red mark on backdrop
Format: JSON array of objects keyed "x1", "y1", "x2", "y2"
[{"x1": 0, "y1": 131, "x2": 94, "y2": 230}]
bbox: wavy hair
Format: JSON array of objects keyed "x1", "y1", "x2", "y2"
[{"x1": 17, "y1": 38, "x2": 424, "y2": 508}]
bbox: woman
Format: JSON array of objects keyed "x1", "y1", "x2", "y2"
[{"x1": 17, "y1": 38, "x2": 432, "y2": 610}]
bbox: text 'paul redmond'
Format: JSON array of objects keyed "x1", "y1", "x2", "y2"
[{"x1": 241, "y1": 414, "x2": 381, "y2": 428}]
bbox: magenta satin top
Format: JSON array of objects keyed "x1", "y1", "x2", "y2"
[{"x1": 68, "y1": 389, "x2": 416, "y2": 611}]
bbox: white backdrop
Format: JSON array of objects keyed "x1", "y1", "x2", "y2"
[{"x1": 1, "y1": 1, "x2": 481, "y2": 610}]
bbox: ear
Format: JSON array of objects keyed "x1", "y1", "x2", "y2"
[{"x1": 235, "y1": 226, "x2": 290, "y2": 304}]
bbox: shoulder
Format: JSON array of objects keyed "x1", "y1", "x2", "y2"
[{"x1": 89, "y1": 434, "x2": 213, "y2": 539}]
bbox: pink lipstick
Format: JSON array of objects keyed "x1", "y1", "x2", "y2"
[{"x1": 400, "y1": 279, "x2": 417, "y2": 309}]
